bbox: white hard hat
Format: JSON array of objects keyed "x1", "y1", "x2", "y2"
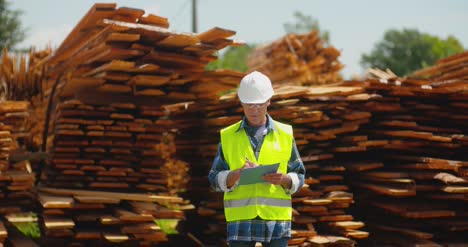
[{"x1": 237, "y1": 71, "x2": 274, "y2": 104}]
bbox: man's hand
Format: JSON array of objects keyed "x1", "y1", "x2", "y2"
[
  {"x1": 226, "y1": 160, "x2": 258, "y2": 188},
  {"x1": 263, "y1": 173, "x2": 292, "y2": 189}
]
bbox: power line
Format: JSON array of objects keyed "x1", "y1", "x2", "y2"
[{"x1": 171, "y1": 0, "x2": 191, "y2": 32}]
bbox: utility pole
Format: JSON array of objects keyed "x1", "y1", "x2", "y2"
[{"x1": 191, "y1": 0, "x2": 198, "y2": 33}]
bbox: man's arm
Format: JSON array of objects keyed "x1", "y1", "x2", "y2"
[
  {"x1": 262, "y1": 139, "x2": 305, "y2": 193},
  {"x1": 208, "y1": 143, "x2": 257, "y2": 191},
  {"x1": 285, "y1": 139, "x2": 306, "y2": 193},
  {"x1": 208, "y1": 143, "x2": 232, "y2": 192}
]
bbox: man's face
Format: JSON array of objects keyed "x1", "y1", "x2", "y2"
[{"x1": 241, "y1": 100, "x2": 270, "y2": 127}]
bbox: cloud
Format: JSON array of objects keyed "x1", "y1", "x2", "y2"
[{"x1": 18, "y1": 24, "x2": 72, "y2": 50}]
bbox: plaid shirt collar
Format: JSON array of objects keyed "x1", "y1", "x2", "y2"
[{"x1": 236, "y1": 114, "x2": 277, "y2": 133}]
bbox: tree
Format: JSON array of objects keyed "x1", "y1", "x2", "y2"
[
  {"x1": 0, "y1": 0, "x2": 26, "y2": 49},
  {"x1": 283, "y1": 11, "x2": 330, "y2": 44},
  {"x1": 206, "y1": 45, "x2": 254, "y2": 72},
  {"x1": 361, "y1": 28, "x2": 465, "y2": 76}
]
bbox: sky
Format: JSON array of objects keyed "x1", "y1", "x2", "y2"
[{"x1": 10, "y1": 0, "x2": 468, "y2": 79}]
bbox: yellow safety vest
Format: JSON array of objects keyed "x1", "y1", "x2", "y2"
[{"x1": 220, "y1": 120, "x2": 293, "y2": 222}]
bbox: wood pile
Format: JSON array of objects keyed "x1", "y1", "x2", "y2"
[
  {"x1": 33, "y1": 3, "x2": 243, "y2": 245},
  {"x1": 45, "y1": 99, "x2": 188, "y2": 194},
  {"x1": 247, "y1": 31, "x2": 343, "y2": 86},
  {"x1": 46, "y1": 3, "x2": 240, "y2": 104},
  {"x1": 191, "y1": 85, "x2": 368, "y2": 246},
  {"x1": 0, "y1": 101, "x2": 31, "y2": 153},
  {"x1": 190, "y1": 68, "x2": 467, "y2": 246},
  {"x1": 0, "y1": 48, "x2": 51, "y2": 102},
  {"x1": 1, "y1": 2, "x2": 466, "y2": 246},
  {"x1": 0, "y1": 47, "x2": 52, "y2": 176},
  {"x1": 412, "y1": 51, "x2": 468, "y2": 80},
  {"x1": 0, "y1": 101, "x2": 37, "y2": 246},
  {"x1": 37, "y1": 187, "x2": 188, "y2": 246},
  {"x1": 339, "y1": 77, "x2": 467, "y2": 246}
]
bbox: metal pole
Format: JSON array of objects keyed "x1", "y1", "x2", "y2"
[{"x1": 192, "y1": 0, "x2": 198, "y2": 33}]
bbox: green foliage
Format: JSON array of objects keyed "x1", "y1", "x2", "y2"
[
  {"x1": 15, "y1": 222, "x2": 41, "y2": 240},
  {"x1": 361, "y1": 28, "x2": 465, "y2": 76},
  {"x1": 283, "y1": 11, "x2": 330, "y2": 44},
  {"x1": 10, "y1": 212, "x2": 40, "y2": 241},
  {"x1": 206, "y1": 45, "x2": 254, "y2": 72},
  {"x1": 155, "y1": 219, "x2": 179, "y2": 234},
  {"x1": 0, "y1": 0, "x2": 26, "y2": 49}
]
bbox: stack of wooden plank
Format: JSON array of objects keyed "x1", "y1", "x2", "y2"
[
  {"x1": 247, "y1": 31, "x2": 343, "y2": 86},
  {"x1": 0, "y1": 47, "x2": 51, "y2": 176},
  {"x1": 46, "y1": 3, "x2": 240, "y2": 103},
  {"x1": 0, "y1": 48, "x2": 51, "y2": 102},
  {"x1": 0, "y1": 101, "x2": 37, "y2": 246},
  {"x1": 0, "y1": 123, "x2": 10, "y2": 173},
  {"x1": 338, "y1": 77, "x2": 468, "y2": 246},
  {"x1": 0, "y1": 159, "x2": 36, "y2": 216},
  {"x1": 0, "y1": 101, "x2": 35, "y2": 215},
  {"x1": 271, "y1": 86, "x2": 372, "y2": 245},
  {"x1": 45, "y1": 99, "x2": 189, "y2": 195},
  {"x1": 37, "y1": 187, "x2": 187, "y2": 246},
  {"x1": 191, "y1": 85, "x2": 368, "y2": 246},
  {"x1": 412, "y1": 51, "x2": 468, "y2": 80},
  {"x1": 0, "y1": 101, "x2": 30, "y2": 152}
]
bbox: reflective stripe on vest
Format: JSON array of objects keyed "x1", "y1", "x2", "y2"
[
  {"x1": 220, "y1": 119, "x2": 293, "y2": 222},
  {"x1": 224, "y1": 197, "x2": 292, "y2": 208}
]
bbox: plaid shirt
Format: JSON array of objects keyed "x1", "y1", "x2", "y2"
[{"x1": 208, "y1": 115, "x2": 305, "y2": 242}]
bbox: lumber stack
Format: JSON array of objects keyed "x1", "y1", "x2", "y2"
[
  {"x1": 46, "y1": 3, "x2": 240, "y2": 104},
  {"x1": 413, "y1": 51, "x2": 468, "y2": 80},
  {"x1": 0, "y1": 101, "x2": 30, "y2": 152},
  {"x1": 35, "y1": 3, "x2": 242, "y2": 246},
  {"x1": 192, "y1": 85, "x2": 368, "y2": 246},
  {"x1": 45, "y1": 99, "x2": 189, "y2": 195},
  {"x1": 37, "y1": 187, "x2": 188, "y2": 246},
  {"x1": 339, "y1": 77, "x2": 468, "y2": 246},
  {"x1": 0, "y1": 101, "x2": 37, "y2": 246},
  {"x1": 0, "y1": 159, "x2": 36, "y2": 216},
  {"x1": 0, "y1": 101, "x2": 36, "y2": 214},
  {"x1": 0, "y1": 48, "x2": 51, "y2": 102},
  {"x1": 247, "y1": 31, "x2": 343, "y2": 86},
  {"x1": 271, "y1": 86, "x2": 371, "y2": 245},
  {"x1": 1, "y1": 47, "x2": 52, "y2": 177},
  {"x1": 43, "y1": 98, "x2": 198, "y2": 245}
]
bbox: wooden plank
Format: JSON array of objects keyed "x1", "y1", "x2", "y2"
[
  {"x1": 42, "y1": 216, "x2": 75, "y2": 229},
  {"x1": 38, "y1": 187, "x2": 183, "y2": 203},
  {"x1": 129, "y1": 75, "x2": 171, "y2": 86},
  {"x1": 115, "y1": 209, "x2": 154, "y2": 222},
  {"x1": 74, "y1": 196, "x2": 120, "y2": 204},
  {"x1": 376, "y1": 225, "x2": 433, "y2": 239},
  {"x1": 39, "y1": 194, "x2": 74, "y2": 208},
  {"x1": 0, "y1": 220, "x2": 6, "y2": 240},
  {"x1": 197, "y1": 27, "x2": 236, "y2": 42},
  {"x1": 328, "y1": 221, "x2": 365, "y2": 230},
  {"x1": 156, "y1": 34, "x2": 199, "y2": 48},
  {"x1": 85, "y1": 47, "x2": 143, "y2": 64},
  {"x1": 138, "y1": 14, "x2": 169, "y2": 28}
]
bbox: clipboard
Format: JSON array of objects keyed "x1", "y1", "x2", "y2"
[{"x1": 238, "y1": 163, "x2": 279, "y2": 185}]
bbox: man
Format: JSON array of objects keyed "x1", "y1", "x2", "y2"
[{"x1": 208, "y1": 71, "x2": 306, "y2": 247}]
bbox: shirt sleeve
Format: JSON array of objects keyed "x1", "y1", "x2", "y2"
[
  {"x1": 208, "y1": 143, "x2": 238, "y2": 192},
  {"x1": 285, "y1": 139, "x2": 306, "y2": 194}
]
